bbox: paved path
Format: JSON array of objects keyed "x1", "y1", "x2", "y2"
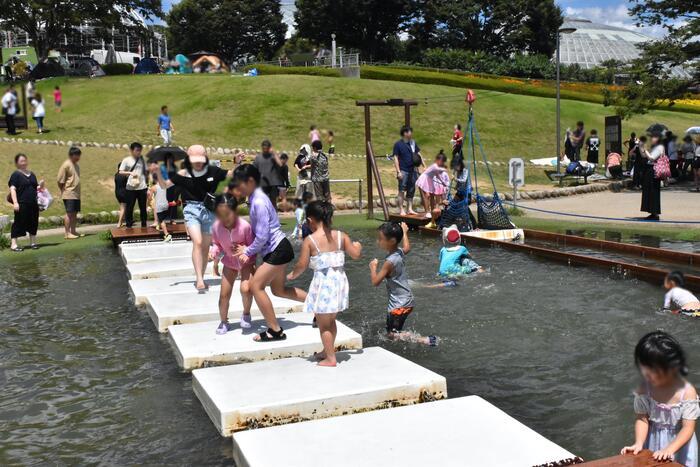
[{"x1": 519, "y1": 187, "x2": 700, "y2": 224}]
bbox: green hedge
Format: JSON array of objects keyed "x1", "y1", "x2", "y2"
[
  {"x1": 102, "y1": 63, "x2": 134, "y2": 75},
  {"x1": 245, "y1": 64, "x2": 342, "y2": 78}
]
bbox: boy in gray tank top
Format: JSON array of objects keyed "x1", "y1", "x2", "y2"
[{"x1": 370, "y1": 222, "x2": 437, "y2": 346}]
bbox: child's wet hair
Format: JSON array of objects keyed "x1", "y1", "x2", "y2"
[
  {"x1": 215, "y1": 193, "x2": 238, "y2": 211},
  {"x1": 305, "y1": 200, "x2": 333, "y2": 225},
  {"x1": 635, "y1": 331, "x2": 688, "y2": 376},
  {"x1": 378, "y1": 222, "x2": 403, "y2": 245},
  {"x1": 666, "y1": 271, "x2": 685, "y2": 288}
]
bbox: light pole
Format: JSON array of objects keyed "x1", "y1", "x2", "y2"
[
  {"x1": 556, "y1": 26, "x2": 577, "y2": 178},
  {"x1": 331, "y1": 33, "x2": 337, "y2": 68}
]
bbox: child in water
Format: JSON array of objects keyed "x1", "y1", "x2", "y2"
[
  {"x1": 208, "y1": 194, "x2": 255, "y2": 334},
  {"x1": 287, "y1": 201, "x2": 362, "y2": 366},
  {"x1": 664, "y1": 271, "x2": 700, "y2": 316},
  {"x1": 438, "y1": 225, "x2": 482, "y2": 281},
  {"x1": 621, "y1": 331, "x2": 699, "y2": 466},
  {"x1": 370, "y1": 222, "x2": 437, "y2": 346}
]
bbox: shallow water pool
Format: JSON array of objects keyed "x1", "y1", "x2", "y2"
[{"x1": 1, "y1": 229, "x2": 698, "y2": 464}]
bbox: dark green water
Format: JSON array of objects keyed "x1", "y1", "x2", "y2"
[{"x1": 1, "y1": 230, "x2": 698, "y2": 465}]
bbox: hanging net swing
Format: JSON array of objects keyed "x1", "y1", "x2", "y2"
[{"x1": 464, "y1": 90, "x2": 515, "y2": 230}]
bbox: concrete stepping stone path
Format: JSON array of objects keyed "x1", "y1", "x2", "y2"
[
  {"x1": 126, "y1": 257, "x2": 213, "y2": 280},
  {"x1": 129, "y1": 275, "x2": 222, "y2": 306},
  {"x1": 168, "y1": 312, "x2": 363, "y2": 370},
  {"x1": 119, "y1": 240, "x2": 192, "y2": 264},
  {"x1": 192, "y1": 346, "x2": 447, "y2": 436}
]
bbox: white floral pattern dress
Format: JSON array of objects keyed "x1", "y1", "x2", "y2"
[
  {"x1": 634, "y1": 382, "x2": 700, "y2": 467},
  {"x1": 303, "y1": 231, "x2": 349, "y2": 315}
]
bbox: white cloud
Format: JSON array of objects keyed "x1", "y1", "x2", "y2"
[{"x1": 564, "y1": 5, "x2": 671, "y2": 37}]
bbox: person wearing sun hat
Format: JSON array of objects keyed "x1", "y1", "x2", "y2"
[
  {"x1": 152, "y1": 144, "x2": 239, "y2": 292},
  {"x1": 438, "y1": 224, "x2": 482, "y2": 278}
]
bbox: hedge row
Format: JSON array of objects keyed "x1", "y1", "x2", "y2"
[
  {"x1": 102, "y1": 63, "x2": 134, "y2": 75},
  {"x1": 246, "y1": 64, "x2": 342, "y2": 78}
]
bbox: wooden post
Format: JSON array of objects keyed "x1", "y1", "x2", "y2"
[
  {"x1": 364, "y1": 105, "x2": 373, "y2": 219},
  {"x1": 404, "y1": 103, "x2": 411, "y2": 127}
]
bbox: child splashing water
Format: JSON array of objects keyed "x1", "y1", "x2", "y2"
[
  {"x1": 438, "y1": 225, "x2": 482, "y2": 282},
  {"x1": 209, "y1": 194, "x2": 255, "y2": 334},
  {"x1": 663, "y1": 271, "x2": 700, "y2": 316},
  {"x1": 287, "y1": 201, "x2": 362, "y2": 366},
  {"x1": 370, "y1": 222, "x2": 437, "y2": 347},
  {"x1": 621, "y1": 331, "x2": 699, "y2": 466}
]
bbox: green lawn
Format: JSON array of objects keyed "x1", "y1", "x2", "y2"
[{"x1": 4, "y1": 73, "x2": 697, "y2": 219}]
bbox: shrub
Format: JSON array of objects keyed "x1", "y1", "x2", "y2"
[
  {"x1": 244, "y1": 64, "x2": 342, "y2": 78},
  {"x1": 102, "y1": 63, "x2": 134, "y2": 75}
]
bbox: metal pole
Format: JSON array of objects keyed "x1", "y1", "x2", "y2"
[
  {"x1": 331, "y1": 34, "x2": 336, "y2": 68},
  {"x1": 556, "y1": 32, "x2": 561, "y2": 178},
  {"x1": 358, "y1": 179, "x2": 362, "y2": 213},
  {"x1": 339, "y1": 48, "x2": 343, "y2": 68}
]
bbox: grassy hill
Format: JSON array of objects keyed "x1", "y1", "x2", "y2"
[{"x1": 2, "y1": 73, "x2": 697, "y2": 216}]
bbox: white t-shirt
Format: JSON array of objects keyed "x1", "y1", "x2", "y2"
[
  {"x1": 154, "y1": 184, "x2": 169, "y2": 212},
  {"x1": 30, "y1": 98, "x2": 45, "y2": 118},
  {"x1": 1, "y1": 91, "x2": 17, "y2": 115},
  {"x1": 664, "y1": 287, "x2": 700, "y2": 310},
  {"x1": 646, "y1": 145, "x2": 665, "y2": 165},
  {"x1": 119, "y1": 156, "x2": 148, "y2": 191}
]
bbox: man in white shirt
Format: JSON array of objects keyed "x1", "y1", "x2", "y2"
[{"x1": 2, "y1": 85, "x2": 18, "y2": 135}]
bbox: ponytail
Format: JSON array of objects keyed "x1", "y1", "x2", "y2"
[{"x1": 305, "y1": 200, "x2": 334, "y2": 226}]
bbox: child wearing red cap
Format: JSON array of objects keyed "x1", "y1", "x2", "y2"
[{"x1": 438, "y1": 225, "x2": 482, "y2": 278}]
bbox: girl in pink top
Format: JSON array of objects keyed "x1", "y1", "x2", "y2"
[
  {"x1": 415, "y1": 150, "x2": 450, "y2": 217},
  {"x1": 209, "y1": 194, "x2": 256, "y2": 334},
  {"x1": 53, "y1": 86, "x2": 62, "y2": 112}
]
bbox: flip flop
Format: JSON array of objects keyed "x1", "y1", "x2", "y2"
[
  {"x1": 29, "y1": 244, "x2": 39, "y2": 250},
  {"x1": 10, "y1": 247, "x2": 24, "y2": 252}
]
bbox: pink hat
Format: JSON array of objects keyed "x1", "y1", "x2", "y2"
[{"x1": 187, "y1": 145, "x2": 207, "y2": 164}]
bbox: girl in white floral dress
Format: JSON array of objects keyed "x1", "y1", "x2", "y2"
[
  {"x1": 621, "y1": 331, "x2": 699, "y2": 466},
  {"x1": 287, "y1": 201, "x2": 362, "y2": 367}
]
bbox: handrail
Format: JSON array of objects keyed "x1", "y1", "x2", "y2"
[{"x1": 367, "y1": 141, "x2": 389, "y2": 220}]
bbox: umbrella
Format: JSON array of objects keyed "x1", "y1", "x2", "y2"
[
  {"x1": 686, "y1": 126, "x2": 700, "y2": 136},
  {"x1": 105, "y1": 44, "x2": 117, "y2": 65},
  {"x1": 646, "y1": 123, "x2": 669, "y2": 136},
  {"x1": 146, "y1": 146, "x2": 187, "y2": 163}
]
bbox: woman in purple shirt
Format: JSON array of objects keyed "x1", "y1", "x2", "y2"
[{"x1": 232, "y1": 165, "x2": 306, "y2": 342}]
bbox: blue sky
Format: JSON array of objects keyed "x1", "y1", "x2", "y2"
[{"x1": 159, "y1": 1, "x2": 666, "y2": 38}]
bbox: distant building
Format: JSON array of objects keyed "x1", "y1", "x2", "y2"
[{"x1": 1, "y1": 10, "x2": 166, "y2": 64}]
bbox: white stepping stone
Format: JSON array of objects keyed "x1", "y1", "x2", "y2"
[
  {"x1": 168, "y1": 312, "x2": 363, "y2": 370},
  {"x1": 146, "y1": 289, "x2": 303, "y2": 332},
  {"x1": 193, "y1": 346, "x2": 447, "y2": 436},
  {"x1": 126, "y1": 257, "x2": 213, "y2": 280},
  {"x1": 120, "y1": 241, "x2": 192, "y2": 264},
  {"x1": 128, "y1": 275, "x2": 221, "y2": 306},
  {"x1": 232, "y1": 396, "x2": 577, "y2": 467}
]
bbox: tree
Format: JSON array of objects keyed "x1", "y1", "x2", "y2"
[
  {"x1": 167, "y1": 0, "x2": 286, "y2": 63},
  {"x1": 0, "y1": 0, "x2": 162, "y2": 59},
  {"x1": 604, "y1": 0, "x2": 699, "y2": 117},
  {"x1": 406, "y1": 0, "x2": 561, "y2": 57},
  {"x1": 294, "y1": 0, "x2": 410, "y2": 60}
]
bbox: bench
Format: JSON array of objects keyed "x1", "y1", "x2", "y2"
[{"x1": 544, "y1": 169, "x2": 589, "y2": 186}]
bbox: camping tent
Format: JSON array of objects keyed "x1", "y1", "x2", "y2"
[
  {"x1": 191, "y1": 55, "x2": 229, "y2": 73},
  {"x1": 134, "y1": 57, "x2": 160, "y2": 74},
  {"x1": 29, "y1": 60, "x2": 66, "y2": 79}
]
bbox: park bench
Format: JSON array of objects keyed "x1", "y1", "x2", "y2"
[{"x1": 544, "y1": 169, "x2": 589, "y2": 186}]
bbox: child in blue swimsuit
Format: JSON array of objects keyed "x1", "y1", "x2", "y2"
[{"x1": 438, "y1": 225, "x2": 481, "y2": 281}]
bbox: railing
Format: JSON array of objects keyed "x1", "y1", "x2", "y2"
[{"x1": 249, "y1": 53, "x2": 360, "y2": 69}]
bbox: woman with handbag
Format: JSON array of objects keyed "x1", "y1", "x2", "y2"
[
  {"x1": 118, "y1": 142, "x2": 148, "y2": 228},
  {"x1": 640, "y1": 132, "x2": 666, "y2": 221},
  {"x1": 154, "y1": 145, "x2": 239, "y2": 292},
  {"x1": 7, "y1": 153, "x2": 43, "y2": 251}
]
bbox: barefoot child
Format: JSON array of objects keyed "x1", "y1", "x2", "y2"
[
  {"x1": 209, "y1": 194, "x2": 255, "y2": 334},
  {"x1": 149, "y1": 168, "x2": 172, "y2": 241},
  {"x1": 370, "y1": 222, "x2": 437, "y2": 346},
  {"x1": 438, "y1": 225, "x2": 482, "y2": 279},
  {"x1": 621, "y1": 331, "x2": 698, "y2": 466},
  {"x1": 287, "y1": 201, "x2": 362, "y2": 366},
  {"x1": 663, "y1": 271, "x2": 700, "y2": 315},
  {"x1": 231, "y1": 164, "x2": 307, "y2": 342}
]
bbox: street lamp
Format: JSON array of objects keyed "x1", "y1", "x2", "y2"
[
  {"x1": 555, "y1": 26, "x2": 577, "y2": 178},
  {"x1": 331, "y1": 33, "x2": 337, "y2": 68}
]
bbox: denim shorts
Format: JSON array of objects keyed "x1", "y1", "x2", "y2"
[
  {"x1": 399, "y1": 170, "x2": 418, "y2": 198},
  {"x1": 183, "y1": 202, "x2": 215, "y2": 234}
]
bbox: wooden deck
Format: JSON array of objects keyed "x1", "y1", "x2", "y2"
[
  {"x1": 580, "y1": 450, "x2": 681, "y2": 466},
  {"x1": 110, "y1": 223, "x2": 189, "y2": 246}
]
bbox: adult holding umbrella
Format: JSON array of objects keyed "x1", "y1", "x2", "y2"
[{"x1": 640, "y1": 124, "x2": 668, "y2": 221}]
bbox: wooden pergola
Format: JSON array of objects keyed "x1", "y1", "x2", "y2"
[{"x1": 355, "y1": 98, "x2": 418, "y2": 219}]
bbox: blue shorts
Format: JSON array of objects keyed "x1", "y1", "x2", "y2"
[
  {"x1": 399, "y1": 170, "x2": 418, "y2": 198},
  {"x1": 183, "y1": 202, "x2": 215, "y2": 234}
]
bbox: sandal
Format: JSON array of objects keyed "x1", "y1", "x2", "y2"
[
  {"x1": 30, "y1": 244, "x2": 39, "y2": 250},
  {"x1": 256, "y1": 328, "x2": 286, "y2": 342},
  {"x1": 10, "y1": 247, "x2": 24, "y2": 252}
]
